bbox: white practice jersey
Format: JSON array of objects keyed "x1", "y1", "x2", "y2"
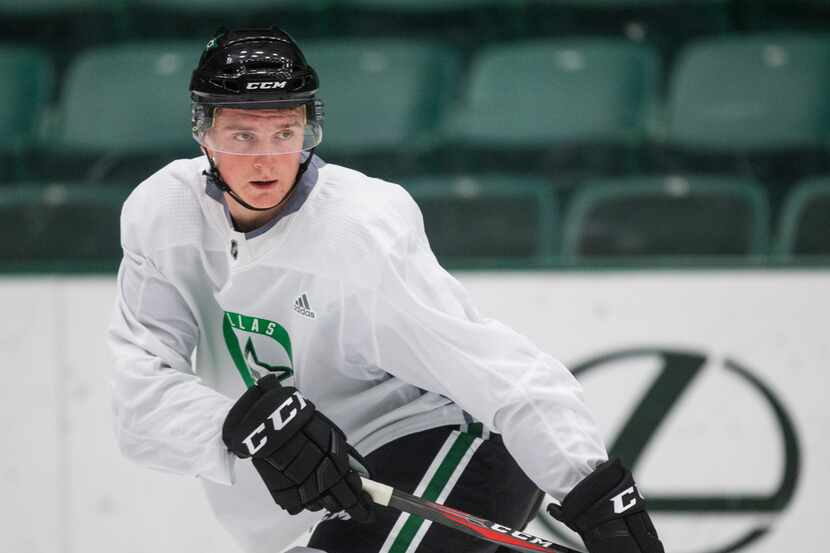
[{"x1": 108, "y1": 155, "x2": 607, "y2": 552}]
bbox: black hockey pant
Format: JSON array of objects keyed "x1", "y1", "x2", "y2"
[{"x1": 308, "y1": 424, "x2": 544, "y2": 553}]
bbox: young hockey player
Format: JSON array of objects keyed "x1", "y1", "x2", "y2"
[{"x1": 109, "y1": 26, "x2": 664, "y2": 553}]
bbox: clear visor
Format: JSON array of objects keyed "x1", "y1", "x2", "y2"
[{"x1": 192, "y1": 100, "x2": 323, "y2": 156}]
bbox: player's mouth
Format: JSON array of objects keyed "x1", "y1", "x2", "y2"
[{"x1": 250, "y1": 179, "x2": 278, "y2": 188}]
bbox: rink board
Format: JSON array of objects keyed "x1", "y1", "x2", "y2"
[
  {"x1": 462, "y1": 270, "x2": 827, "y2": 553},
  {"x1": 0, "y1": 270, "x2": 826, "y2": 553}
]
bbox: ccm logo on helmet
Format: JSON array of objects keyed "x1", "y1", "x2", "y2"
[
  {"x1": 242, "y1": 391, "x2": 307, "y2": 455},
  {"x1": 246, "y1": 81, "x2": 288, "y2": 90}
]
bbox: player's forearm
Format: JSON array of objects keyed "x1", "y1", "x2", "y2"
[
  {"x1": 489, "y1": 352, "x2": 608, "y2": 500},
  {"x1": 110, "y1": 350, "x2": 237, "y2": 484},
  {"x1": 495, "y1": 398, "x2": 607, "y2": 501},
  {"x1": 108, "y1": 246, "x2": 239, "y2": 482},
  {"x1": 109, "y1": 282, "x2": 236, "y2": 484}
]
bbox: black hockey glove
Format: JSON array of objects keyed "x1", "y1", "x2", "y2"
[
  {"x1": 222, "y1": 374, "x2": 374, "y2": 523},
  {"x1": 547, "y1": 459, "x2": 664, "y2": 553}
]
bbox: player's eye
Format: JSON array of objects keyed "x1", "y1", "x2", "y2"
[
  {"x1": 275, "y1": 129, "x2": 295, "y2": 141},
  {"x1": 232, "y1": 131, "x2": 256, "y2": 142}
]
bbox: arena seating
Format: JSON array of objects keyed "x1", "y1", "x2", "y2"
[
  {"x1": 0, "y1": 183, "x2": 127, "y2": 269},
  {"x1": 305, "y1": 39, "x2": 461, "y2": 177},
  {"x1": 0, "y1": 46, "x2": 53, "y2": 181},
  {"x1": 405, "y1": 174, "x2": 557, "y2": 264},
  {"x1": 42, "y1": 40, "x2": 203, "y2": 182},
  {"x1": 0, "y1": 1, "x2": 827, "y2": 269},
  {"x1": 443, "y1": 38, "x2": 659, "y2": 175},
  {"x1": 775, "y1": 176, "x2": 830, "y2": 257},
  {"x1": 561, "y1": 175, "x2": 770, "y2": 261}
]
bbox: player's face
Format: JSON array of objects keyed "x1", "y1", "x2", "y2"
[{"x1": 206, "y1": 108, "x2": 304, "y2": 211}]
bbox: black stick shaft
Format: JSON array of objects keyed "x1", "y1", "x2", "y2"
[{"x1": 361, "y1": 478, "x2": 583, "y2": 553}]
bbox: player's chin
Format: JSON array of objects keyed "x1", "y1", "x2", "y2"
[{"x1": 244, "y1": 184, "x2": 283, "y2": 208}]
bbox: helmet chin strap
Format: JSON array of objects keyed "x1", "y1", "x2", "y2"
[{"x1": 202, "y1": 148, "x2": 316, "y2": 213}]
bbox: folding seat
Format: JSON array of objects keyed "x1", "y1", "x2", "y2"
[
  {"x1": 561, "y1": 175, "x2": 770, "y2": 262},
  {"x1": 659, "y1": 33, "x2": 830, "y2": 193},
  {"x1": 0, "y1": 183, "x2": 128, "y2": 268},
  {"x1": 342, "y1": 0, "x2": 506, "y2": 9},
  {"x1": 775, "y1": 176, "x2": 830, "y2": 258},
  {"x1": 0, "y1": 1, "x2": 128, "y2": 54},
  {"x1": 403, "y1": 174, "x2": 557, "y2": 265},
  {"x1": 667, "y1": 33, "x2": 830, "y2": 152},
  {"x1": 0, "y1": 47, "x2": 53, "y2": 182},
  {"x1": 444, "y1": 38, "x2": 659, "y2": 175},
  {"x1": 524, "y1": 0, "x2": 732, "y2": 61},
  {"x1": 335, "y1": 0, "x2": 524, "y2": 44},
  {"x1": 302, "y1": 39, "x2": 462, "y2": 178},
  {"x1": 42, "y1": 40, "x2": 203, "y2": 183},
  {"x1": 737, "y1": 0, "x2": 830, "y2": 32},
  {"x1": 133, "y1": 0, "x2": 318, "y2": 11},
  {"x1": 128, "y1": 0, "x2": 331, "y2": 39}
]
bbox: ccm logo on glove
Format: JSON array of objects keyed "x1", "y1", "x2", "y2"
[
  {"x1": 243, "y1": 391, "x2": 308, "y2": 455},
  {"x1": 610, "y1": 485, "x2": 641, "y2": 514},
  {"x1": 547, "y1": 459, "x2": 665, "y2": 553}
]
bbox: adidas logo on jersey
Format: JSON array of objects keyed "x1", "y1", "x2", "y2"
[{"x1": 293, "y1": 294, "x2": 316, "y2": 319}]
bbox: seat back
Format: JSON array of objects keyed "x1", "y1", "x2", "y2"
[
  {"x1": 667, "y1": 33, "x2": 830, "y2": 151},
  {"x1": 449, "y1": 38, "x2": 660, "y2": 147},
  {"x1": 776, "y1": 176, "x2": 830, "y2": 257},
  {"x1": 55, "y1": 41, "x2": 203, "y2": 156},
  {"x1": 0, "y1": 183, "x2": 128, "y2": 268},
  {"x1": 562, "y1": 175, "x2": 770, "y2": 261},
  {"x1": 405, "y1": 174, "x2": 556, "y2": 262},
  {"x1": 305, "y1": 39, "x2": 461, "y2": 155},
  {"x1": 0, "y1": 47, "x2": 52, "y2": 152}
]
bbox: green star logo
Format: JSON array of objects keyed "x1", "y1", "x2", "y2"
[
  {"x1": 243, "y1": 337, "x2": 292, "y2": 383},
  {"x1": 223, "y1": 311, "x2": 294, "y2": 387}
]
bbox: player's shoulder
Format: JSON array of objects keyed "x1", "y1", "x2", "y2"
[
  {"x1": 120, "y1": 156, "x2": 211, "y2": 254},
  {"x1": 124, "y1": 156, "x2": 207, "y2": 211},
  {"x1": 312, "y1": 162, "x2": 422, "y2": 246}
]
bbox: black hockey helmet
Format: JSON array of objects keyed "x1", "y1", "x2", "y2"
[{"x1": 190, "y1": 26, "x2": 324, "y2": 155}]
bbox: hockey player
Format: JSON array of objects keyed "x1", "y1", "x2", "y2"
[{"x1": 108, "y1": 27, "x2": 664, "y2": 553}]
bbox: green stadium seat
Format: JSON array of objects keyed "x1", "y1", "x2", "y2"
[
  {"x1": 128, "y1": 0, "x2": 331, "y2": 39},
  {"x1": 304, "y1": 39, "x2": 461, "y2": 176},
  {"x1": 546, "y1": 0, "x2": 727, "y2": 6},
  {"x1": 345, "y1": 0, "x2": 504, "y2": 8},
  {"x1": 0, "y1": 1, "x2": 129, "y2": 56},
  {"x1": 56, "y1": 40, "x2": 201, "y2": 155},
  {"x1": 0, "y1": 0, "x2": 107, "y2": 15},
  {"x1": 666, "y1": 33, "x2": 830, "y2": 152},
  {"x1": 336, "y1": 0, "x2": 523, "y2": 44},
  {"x1": 445, "y1": 38, "x2": 659, "y2": 172},
  {"x1": 525, "y1": 1, "x2": 732, "y2": 62},
  {"x1": 0, "y1": 183, "x2": 128, "y2": 269},
  {"x1": 738, "y1": 0, "x2": 830, "y2": 32},
  {"x1": 775, "y1": 176, "x2": 830, "y2": 257},
  {"x1": 451, "y1": 39, "x2": 659, "y2": 146},
  {"x1": 135, "y1": 0, "x2": 317, "y2": 9},
  {"x1": 562, "y1": 176, "x2": 770, "y2": 261},
  {"x1": 0, "y1": 47, "x2": 53, "y2": 180},
  {"x1": 42, "y1": 40, "x2": 203, "y2": 182},
  {"x1": 403, "y1": 175, "x2": 557, "y2": 264}
]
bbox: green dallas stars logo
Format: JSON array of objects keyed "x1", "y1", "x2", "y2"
[{"x1": 222, "y1": 311, "x2": 293, "y2": 387}]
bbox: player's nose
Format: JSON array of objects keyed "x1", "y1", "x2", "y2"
[{"x1": 251, "y1": 156, "x2": 275, "y2": 175}]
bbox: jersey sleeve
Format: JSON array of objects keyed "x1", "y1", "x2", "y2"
[
  {"x1": 108, "y1": 245, "x2": 236, "y2": 485},
  {"x1": 364, "y1": 192, "x2": 608, "y2": 500}
]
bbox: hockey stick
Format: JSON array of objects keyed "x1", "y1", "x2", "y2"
[{"x1": 360, "y1": 477, "x2": 583, "y2": 553}]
